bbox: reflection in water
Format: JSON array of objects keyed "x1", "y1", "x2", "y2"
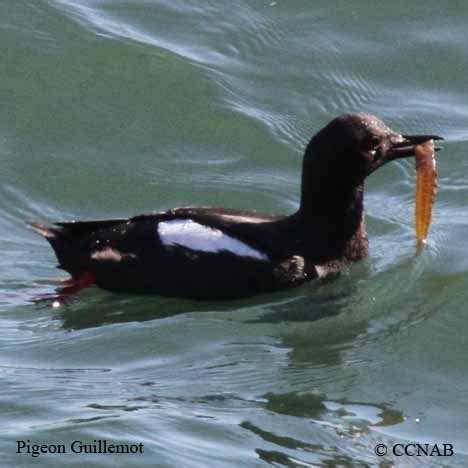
[
  {"x1": 61, "y1": 384, "x2": 404, "y2": 467},
  {"x1": 241, "y1": 391, "x2": 404, "y2": 467},
  {"x1": 241, "y1": 420, "x2": 321, "y2": 450},
  {"x1": 56, "y1": 294, "x2": 212, "y2": 330},
  {"x1": 255, "y1": 448, "x2": 366, "y2": 467},
  {"x1": 264, "y1": 392, "x2": 327, "y2": 419},
  {"x1": 262, "y1": 392, "x2": 404, "y2": 428},
  {"x1": 28, "y1": 269, "x2": 357, "y2": 331}
]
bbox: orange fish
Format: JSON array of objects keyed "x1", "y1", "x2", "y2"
[{"x1": 414, "y1": 139, "x2": 436, "y2": 248}]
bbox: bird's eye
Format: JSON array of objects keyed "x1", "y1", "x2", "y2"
[{"x1": 364, "y1": 136, "x2": 380, "y2": 155}]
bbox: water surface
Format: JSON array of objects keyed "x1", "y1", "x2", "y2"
[{"x1": 1, "y1": 0, "x2": 468, "y2": 466}]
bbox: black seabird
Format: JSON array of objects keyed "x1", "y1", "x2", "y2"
[{"x1": 30, "y1": 113, "x2": 442, "y2": 300}]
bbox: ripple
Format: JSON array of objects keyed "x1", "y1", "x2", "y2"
[{"x1": 2, "y1": 1, "x2": 468, "y2": 466}]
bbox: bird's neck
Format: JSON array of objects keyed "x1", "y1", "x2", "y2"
[{"x1": 297, "y1": 176, "x2": 368, "y2": 263}]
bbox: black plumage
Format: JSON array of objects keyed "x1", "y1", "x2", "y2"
[{"x1": 30, "y1": 113, "x2": 442, "y2": 299}]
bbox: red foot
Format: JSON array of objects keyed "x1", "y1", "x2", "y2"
[
  {"x1": 58, "y1": 271, "x2": 96, "y2": 295},
  {"x1": 62, "y1": 278, "x2": 76, "y2": 286},
  {"x1": 33, "y1": 272, "x2": 96, "y2": 307}
]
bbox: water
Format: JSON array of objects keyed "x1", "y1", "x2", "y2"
[{"x1": 2, "y1": 0, "x2": 468, "y2": 466}]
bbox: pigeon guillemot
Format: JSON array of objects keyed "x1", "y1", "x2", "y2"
[{"x1": 30, "y1": 114, "x2": 442, "y2": 300}]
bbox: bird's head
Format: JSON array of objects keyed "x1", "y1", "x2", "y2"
[
  {"x1": 305, "y1": 113, "x2": 442, "y2": 182},
  {"x1": 300, "y1": 113, "x2": 443, "y2": 218}
]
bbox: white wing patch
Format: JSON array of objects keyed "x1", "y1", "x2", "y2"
[{"x1": 158, "y1": 219, "x2": 269, "y2": 261}]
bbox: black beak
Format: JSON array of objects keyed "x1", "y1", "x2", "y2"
[
  {"x1": 369, "y1": 133, "x2": 443, "y2": 175},
  {"x1": 387, "y1": 134, "x2": 444, "y2": 160}
]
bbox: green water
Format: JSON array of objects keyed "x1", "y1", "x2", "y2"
[{"x1": 1, "y1": 0, "x2": 468, "y2": 466}]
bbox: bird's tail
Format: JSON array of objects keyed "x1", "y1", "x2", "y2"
[
  {"x1": 29, "y1": 218, "x2": 127, "y2": 275},
  {"x1": 28, "y1": 221, "x2": 57, "y2": 239},
  {"x1": 29, "y1": 221, "x2": 87, "y2": 275}
]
